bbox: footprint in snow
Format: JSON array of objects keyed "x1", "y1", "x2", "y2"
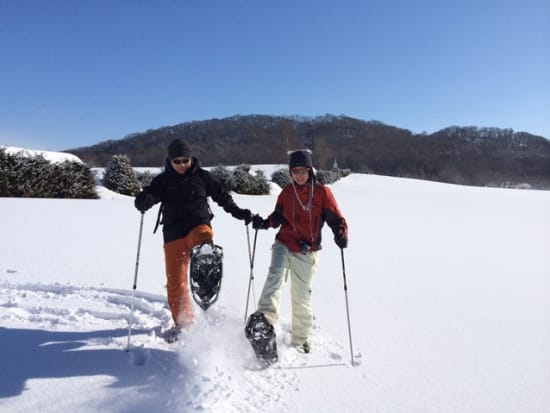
[{"x1": 129, "y1": 345, "x2": 150, "y2": 366}]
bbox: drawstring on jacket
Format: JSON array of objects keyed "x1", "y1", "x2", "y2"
[{"x1": 291, "y1": 180, "x2": 315, "y2": 246}]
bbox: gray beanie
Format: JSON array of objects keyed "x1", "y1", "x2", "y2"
[
  {"x1": 167, "y1": 139, "x2": 192, "y2": 160},
  {"x1": 288, "y1": 149, "x2": 313, "y2": 169}
]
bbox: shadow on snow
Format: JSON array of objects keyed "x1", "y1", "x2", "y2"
[{"x1": 0, "y1": 326, "x2": 180, "y2": 400}]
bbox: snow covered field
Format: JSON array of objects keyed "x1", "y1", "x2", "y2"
[{"x1": 1, "y1": 172, "x2": 549, "y2": 412}]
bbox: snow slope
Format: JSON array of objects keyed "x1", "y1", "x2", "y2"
[{"x1": 1, "y1": 173, "x2": 549, "y2": 412}]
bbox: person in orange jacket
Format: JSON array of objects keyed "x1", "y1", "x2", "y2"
[{"x1": 250, "y1": 149, "x2": 348, "y2": 352}]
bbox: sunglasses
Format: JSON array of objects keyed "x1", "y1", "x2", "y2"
[
  {"x1": 172, "y1": 158, "x2": 191, "y2": 165},
  {"x1": 291, "y1": 167, "x2": 310, "y2": 175}
]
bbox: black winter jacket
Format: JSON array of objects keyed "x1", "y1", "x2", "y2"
[{"x1": 139, "y1": 158, "x2": 249, "y2": 242}]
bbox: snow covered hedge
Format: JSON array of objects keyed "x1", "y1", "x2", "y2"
[
  {"x1": 0, "y1": 148, "x2": 98, "y2": 198},
  {"x1": 210, "y1": 164, "x2": 270, "y2": 195}
]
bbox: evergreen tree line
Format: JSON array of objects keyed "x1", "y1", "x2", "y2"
[
  {"x1": 0, "y1": 150, "x2": 349, "y2": 199},
  {"x1": 0, "y1": 148, "x2": 98, "y2": 198},
  {"x1": 210, "y1": 164, "x2": 270, "y2": 195},
  {"x1": 210, "y1": 164, "x2": 350, "y2": 194},
  {"x1": 103, "y1": 155, "x2": 350, "y2": 197}
]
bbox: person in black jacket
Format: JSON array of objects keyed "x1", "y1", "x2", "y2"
[{"x1": 134, "y1": 139, "x2": 252, "y2": 332}]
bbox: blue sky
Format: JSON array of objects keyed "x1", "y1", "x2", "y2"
[{"x1": 1, "y1": 0, "x2": 549, "y2": 151}]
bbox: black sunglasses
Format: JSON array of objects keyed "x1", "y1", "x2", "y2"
[{"x1": 172, "y1": 158, "x2": 190, "y2": 165}]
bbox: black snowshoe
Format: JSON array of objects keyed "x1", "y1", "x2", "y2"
[
  {"x1": 245, "y1": 311, "x2": 278, "y2": 365},
  {"x1": 189, "y1": 242, "x2": 223, "y2": 311}
]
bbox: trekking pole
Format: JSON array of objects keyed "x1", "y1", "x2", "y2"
[
  {"x1": 340, "y1": 248, "x2": 355, "y2": 366},
  {"x1": 126, "y1": 212, "x2": 145, "y2": 351},
  {"x1": 244, "y1": 224, "x2": 258, "y2": 322}
]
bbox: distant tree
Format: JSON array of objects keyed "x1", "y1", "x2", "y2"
[
  {"x1": 339, "y1": 168, "x2": 351, "y2": 178},
  {"x1": 271, "y1": 168, "x2": 291, "y2": 188},
  {"x1": 228, "y1": 165, "x2": 254, "y2": 194},
  {"x1": 135, "y1": 170, "x2": 155, "y2": 188},
  {"x1": 211, "y1": 164, "x2": 269, "y2": 195},
  {"x1": 210, "y1": 164, "x2": 233, "y2": 188},
  {"x1": 316, "y1": 169, "x2": 339, "y2": 184},
  {"x1": 251, "y1": 169, "x2": 271, "y2": 195},
  {"x1": 102, "y1": 154, "x2": 141, "y2": 196},
  {"x1": 228, "y1": 164, "x2": 270, "y2": 195}
]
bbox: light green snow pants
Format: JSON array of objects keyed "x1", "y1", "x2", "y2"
[{"x1": 257, "y1": 240, "x2": 319, "y2": 346}]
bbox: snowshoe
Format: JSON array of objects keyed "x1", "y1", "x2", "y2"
[
  {"x1": 298, "y1": 340, "x2": 310, "y2": 354},
  {"x1": 190, "y1": 242, "x2": 223, "y2": 311},
  {"x1": 245, "y1": 311, "x2": 278, "y2": 365}
]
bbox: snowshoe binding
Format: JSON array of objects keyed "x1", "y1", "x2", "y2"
[
  {"x1": 245, "y1": 311, "x2": 278, "y2": 365},
  {"x1": 190, "y1": 242, "x2": 223, "y2": 311}
]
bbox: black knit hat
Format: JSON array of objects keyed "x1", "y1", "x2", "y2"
[
  {"x1": 167, "y1": 139, "x2": 192, "y2": 160},
  {"x1": 288, "y1": 149, "x2": 313, "y2": 169}
]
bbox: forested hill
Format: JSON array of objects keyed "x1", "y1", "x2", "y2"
[{"x1": 67, "y1": 114, "x2": 550, "y2": 189}]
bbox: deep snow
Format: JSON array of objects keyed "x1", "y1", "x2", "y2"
[{"x1": 1, "y1": 168, "x2": 549, "y2": 412}]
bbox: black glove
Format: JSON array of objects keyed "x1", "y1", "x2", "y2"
[
  {"x1": 334, "y1": 228, "x2": 348, "y2": 249},
  {"x1": 243, "y1": 209, "x2": 253, "y2": 224},
  {"x1": 252, "y1": 215, "x2": 269, "y2": 230},
  {"x1": 235, "y1": 208, "x2": 252, "y2": 224},
  {"x1": 134, "y1": 192, "x2": 157, "y2": 213}
]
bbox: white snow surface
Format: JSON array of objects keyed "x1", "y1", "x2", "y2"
[{"x1": 1, "y1": 171, "x2": 549, "y2": 412}]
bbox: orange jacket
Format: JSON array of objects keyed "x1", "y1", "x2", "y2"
[{"x1": 266, "y1": 179, "x2": 347, "y2": 253}]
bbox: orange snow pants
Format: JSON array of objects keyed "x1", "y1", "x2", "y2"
[{"x1": 163, "y1": 224, "x2": 214, "y2": 327}]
